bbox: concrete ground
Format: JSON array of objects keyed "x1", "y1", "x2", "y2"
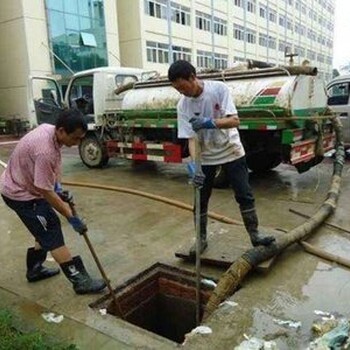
[{"x1": 1, "y1": 140, "x2": 350, "y2": 349}]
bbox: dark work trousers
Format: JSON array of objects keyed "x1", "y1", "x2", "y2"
[
  {"x1": 1, "y1": 195, "x2": 65, "y2": 251},
  {"x1": 194, "y1": 156, "x2": 255, "y2": 236}
]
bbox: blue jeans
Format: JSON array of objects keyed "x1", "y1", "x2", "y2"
[{"x1": 2, "y1": 195, "x2": 65, "y2": 251}]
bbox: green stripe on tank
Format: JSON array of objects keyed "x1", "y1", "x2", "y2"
[
  {"x1": 293, "y1": 108, "x2": 328, "y2": 116},
  {"x1": 253, "y1": 96, "x2": 276, "y2": 105}
]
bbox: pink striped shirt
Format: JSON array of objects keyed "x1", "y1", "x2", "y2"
[{"x1": 0, "y1": 124, "x2": 61, "y2": 201}]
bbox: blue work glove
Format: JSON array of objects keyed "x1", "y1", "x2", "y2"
[
  {"x1": 54, "y1": 182, "x2": 63, "y2": 193},
  {"x1": 54, "y1": 182, "x2": 73, "y2": 203},
  {"x1": 187, "y1": 161, "x2": 206, "y2": 188},
  {"x1": 68, "y1": 216, "x2": 87, "y2": 235},
  {"x1": 189, "y1": 117, "x2": 216, "y2": 132}
]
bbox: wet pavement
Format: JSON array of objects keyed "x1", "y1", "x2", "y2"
[{"x1": 1, "y1": 139, "x2": 350, "y2": 349}]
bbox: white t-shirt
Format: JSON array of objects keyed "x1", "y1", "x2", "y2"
[{"x1": 177, "y1": 80, "x2": 245, "y2": 165}]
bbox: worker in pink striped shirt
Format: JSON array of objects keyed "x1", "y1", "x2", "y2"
[{"x1": 0, "y1": 109, "x2": 106, "y2": 295}]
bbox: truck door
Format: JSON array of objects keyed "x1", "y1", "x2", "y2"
[
  {"x1": 29, "y1": 77, "x2": 63, "y2": 125},
  {"x1": 66, "y1": 74, "x2": 94, "y2": 122},
  {"x1": 327, "y1": 81, "x2": 350, "y2": 143}
]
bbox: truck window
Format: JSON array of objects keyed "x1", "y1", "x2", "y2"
[
  {"x1": 115, "y1": 75, "x2": 138, "y2": 88},
  {"x1": 328, "y1": 83, "x2": 350, "y2": 106},
  {"x1": 68, "y1": 75, "x2": 94, "y2": 115},
  {"x1": 32, "y1": 78, "x2": 61, "y2": 107}
]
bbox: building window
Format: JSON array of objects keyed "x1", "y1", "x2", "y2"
[
  {"x1": 286, "y1": 18, "x2": 293, "y2": 31},
  {"x1": 45, "y1": 0, "x2": 108, "y2": 75},
  {"x1": 317, "y1": 54, "x2": 324, "y2": 63},
  {"x1": 214, "y1": 17, "x2": 227, "y2": 36},
  {"x1": 259, "y1": 4, "x2": 267, "y2": 18},
  {"x1": 146, "y1": 41, "x2": 169, "y2": 63},
  {"x1": 307, "y1": 29, "x2": 316, "y2": 41},
  {"x1": 279, "y1": 42, "x2": 293, "y2": 55},
  {"x1": 197, "y1": 50, "x2": 213, "y2": 68},
  {"x1": 279, "y1": 15, "x2": 286, "y2": 27},
  {"x1": 234, "y1": 0, "x2": 243, "y2": 8},
  {"x1": 234, "y1": 24, "x2": 244, "y2": 40},
  {"x1": 301, "y1": 2, "x2": 306, "y2": 14},
  {"x1": 307, "y1": 49, "x2": 316, "y2": 60},
  {"x1": 247, "y1": 0, "x2": 256, "y2": 13},
  {"x1": 295, "y1": 0, "x2": 300, "y2": 10},
  {"x1": 259, "y1": 33, "x2": 268, "y2": 47},
  {"x1": 268, "y1": 36, "x2": 276, "y2": 49},
  {"x1": 144, "y1": 0, "x2": 168, "y2": 19},
  {"x1": 234, "y1": 56, "x2": 245, "y2": 62},
  {"x1": 246, "y1": 29, "x2": 256, "y2": 44},
  {"x1": 172, "y1": 45, "x2": 191, "y2": 62},
  {"x1": 269, "y1": 9, "x2": 277, "y2": 22},
  {"x1": 196, "y1": 11, "x2": 211, "y2": 32},
  {"x1": 214, "y1": 53, "x2": 228, "y2": 69},
  {"x1": 295, "y1": 46, "x2": 305, "y2": 57},
  {"x1": 171, "y1": 3, "x2": 190, "y2": 26}
]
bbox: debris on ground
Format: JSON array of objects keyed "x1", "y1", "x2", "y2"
[
  {"x1": 219, "y1": 300, "x2": 238, "y2": 308},
  {"x1": 182, "y1": 325, "x2": 213, "y2": 345},
  {"x1": 308, "y1": 317, "x2": 349, "y2": 349},
  {"x1": 190, "y1": 325, "x2": 212, "y2": 335},
  {"x1": 99, "y1": 308, "x2": 107, "y2": 316},
  {"x1": 273, "y1": 318, "x2": 302, "y2": 329},
  {"x1": 201, "y1": 278, "x2": 217, "y2": 289},
  {"x1": 234, "y1": 334, "x2": 277, "y2": 349},
  {"x1": 41, "y1": 312, "x2": 64, "y2": 324}
]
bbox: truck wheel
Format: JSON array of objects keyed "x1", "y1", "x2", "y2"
[
  {"x1": 213, "y1": 166, "x2": 229, "y2": 188},
  {"x1": 246, "y1": 152, "x2": 281, "y2": 173},
  {"x1": 79, "y1": 134, "x2": 109, "y2": 168}
]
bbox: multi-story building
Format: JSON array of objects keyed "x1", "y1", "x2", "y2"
[
  {"x1": 117, "y1": 0, "x2": 335, "y2": 79},
  {"x1": 0, "y1": 0, "x2": 120, "y2": 121},
  {"x1": 0, "y1": 0, "x2": 335, "y2": 121}
]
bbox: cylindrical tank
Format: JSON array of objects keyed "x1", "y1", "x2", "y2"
[{"x1": 121, "y1": 67, "x2": 328, "y2": 118}]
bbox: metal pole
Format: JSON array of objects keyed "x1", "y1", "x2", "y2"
[
  {"x1": 243, "y1": 0, "x2": 247, "y2": 60},
  {"x1": 194, "y1": 135, "x2": 202, "y2": 325},
  {"x1": 167, "y1": 0, "x2": 173, "y2": 64},
  {"x1": 211, "y1": 0, "x2": 215, "y2": 68},
  {"x1": 41, "y1": 42, "x2": 75, "y2": 75}
]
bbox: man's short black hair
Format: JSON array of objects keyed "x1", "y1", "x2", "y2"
[
  {"x1": 55, "y1": 108, "x2": 87, "y2": 134},
  {"x1": 168, "y1": 60, "x2": 196, "y2": 82}
]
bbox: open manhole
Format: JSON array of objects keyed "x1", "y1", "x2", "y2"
[{"x1": 90, "y1": 263, "x2": 214, "y2": 344}]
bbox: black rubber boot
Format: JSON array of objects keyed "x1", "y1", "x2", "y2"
[
  {"x1": 189, "y1": 214, "x2": 208, "y2": 257},
  {"x1": 241, "y1": 208, "x2": 276, "y2": 247},
  {"x1": 60, "y1": 256, "x2": 106, "y2": 295},
  {"x1": 26, "y1": 247, "x2": 60, "y2": 282}
]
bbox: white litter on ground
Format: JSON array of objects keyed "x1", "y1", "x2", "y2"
[
  {"x1": 190, "y1": 326, "x2": 213, "y2": 335},
  {"x1": 273, "y1": 318, "x2": 301, "y2": 329},
  {"x1": 201, "y1": 279, "x2": 217, "y2": 288},
  {"x1": 41, "y1": 312, "x2": 64, "y2": 324},
  {"x1": 235, "y1": 335, "x2": 277, "y2": 349},
  {"x1": 219, "y1": 300, "x2": 238, "y2": 308},
  {"x1": 99, "y1": 308, "x2": 107, "y2": 316}
]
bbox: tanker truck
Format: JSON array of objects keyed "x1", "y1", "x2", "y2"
[{"x1": 30, "y1": 65, "x2": 335, "y2": 186}]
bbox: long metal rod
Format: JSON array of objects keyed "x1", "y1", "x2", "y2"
[
  {"x1": 70, "y1": 203, "x2": 124, "y2": 318},
  {"x1": 194, "y1": 136, "x2": 202, "y2": 325}
]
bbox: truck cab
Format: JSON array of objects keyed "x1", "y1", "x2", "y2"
[
  {"x1": 327, "y1": 74, "x2": 350, "y2": 144},
  {"x1": 29, "y1": 66, "x2": 155, "y2": 127}
]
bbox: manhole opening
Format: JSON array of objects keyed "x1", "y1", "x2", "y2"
[{"x1": 90, "y1": 263, "x2": 214, "y2": 344}]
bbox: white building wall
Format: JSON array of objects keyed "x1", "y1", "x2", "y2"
[
  {"x1": 123, "y1": 0, "x2": 335, "y2": 79},
  {"x1": 0, "y1": 0, "x2": 120, "y2": 122}
]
